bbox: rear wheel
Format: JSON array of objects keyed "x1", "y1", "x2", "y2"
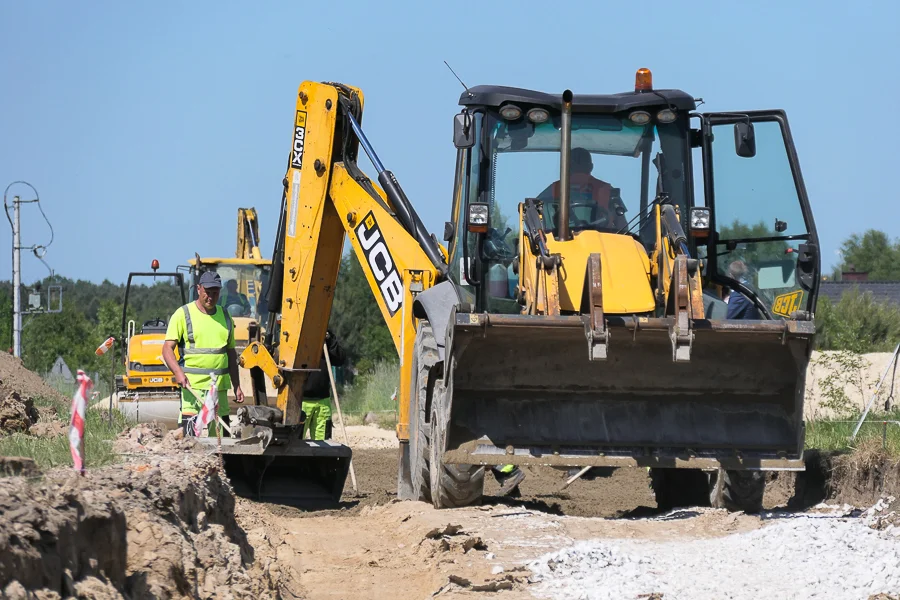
[
  {"x1": 429, "y1": 395, "x2": 484, "y2": 509},
  {"x1": 649, "y1": 468, "x2": 711, "y2": 511},
  {"x1": 398, "y1": 323, "x2": 437, "y2": 503},
  {"x1": 709, "y1": 469, "x2": 765, "y2": 513}
]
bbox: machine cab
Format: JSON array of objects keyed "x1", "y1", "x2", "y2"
[
  {"x1": 187, "y1": 258, "x2": 273, "y2": 349},
  {"x1": 445, "y1": 70, "x2": 819, "y2": 321}
]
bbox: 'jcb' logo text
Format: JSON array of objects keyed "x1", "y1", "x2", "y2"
[
  {"x1": 772, "y1": 290, "x2": 804, "y2": 317},
  {"x1": 291, "y1": 110, "x2": 307, "y2": 170},
  {"x1": 357, "y1": 212, "x2": 403, "y2": 316}
]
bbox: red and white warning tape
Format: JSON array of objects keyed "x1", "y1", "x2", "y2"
[{"x1": 69, "y1": 370, "x2": 92, "y2": 473}]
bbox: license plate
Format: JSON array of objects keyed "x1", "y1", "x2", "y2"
[{"x1": 149, "y1": 377, "x2": 164, "y2": 383}]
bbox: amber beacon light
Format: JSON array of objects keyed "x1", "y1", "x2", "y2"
[{"x1": 635, "y1": 68, "x2": 653, "y2": 92}]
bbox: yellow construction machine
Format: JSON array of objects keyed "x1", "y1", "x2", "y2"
[
  {"x1": 114, "y1": 261, "x2": 187, "y2": 423},
  {"x1": 210, "y1": 71, "x2": 821, "y2": 511}
]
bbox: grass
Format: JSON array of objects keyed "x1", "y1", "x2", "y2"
[
  {"x1": 806, "y1": 410, "x2": 900, "y2": 456},
  {"x1": 0, "y1": 394, "x2": 131, "y2": 471},
  {"x1": 337, "y1": 361, "x2": 399, "y2": 430}
]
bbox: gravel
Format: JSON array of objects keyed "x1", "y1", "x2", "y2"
[{"x1": 529, "y1": 510, "x2": 900, "y2": 600}]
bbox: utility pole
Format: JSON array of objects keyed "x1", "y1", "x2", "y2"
[{"x1": 12, "y1": 196, "x2": 21, "y2": 358}]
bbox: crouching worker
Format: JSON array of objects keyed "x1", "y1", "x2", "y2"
[
  {"x1": 162, "y1": 271, "x2": 244, "y2": 436},
  {"x1": 301, "y1": 329, "x2": 346, "y2": 440},
  {"x1": 491, "y1": 464, "x2": 526, "y2": 496}
]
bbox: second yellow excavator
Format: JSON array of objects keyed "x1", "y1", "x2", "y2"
[{"x1": 206, "y1": 70, "x2": 821, "y2": 512}]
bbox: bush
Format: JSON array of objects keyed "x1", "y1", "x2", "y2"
[
  {"x1": 339, "y1": 361, "x2": 399, "y2": 419},
  {"x1": 815, "y1": 289, "x2": 900, "y2": 352}
]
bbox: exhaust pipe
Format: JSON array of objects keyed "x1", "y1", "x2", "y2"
[{"x1": 558, "y1": 90, "x2": 574, "y2": 241}]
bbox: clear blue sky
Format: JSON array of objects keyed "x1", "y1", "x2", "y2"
[{"x1": 1, "y1": 1, "x2": 898, "y2": 284}]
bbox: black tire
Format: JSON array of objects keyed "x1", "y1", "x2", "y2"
[
  {"x1": 429, "y1": 385, "x2": 485, "y2": 509},
  {"x1": 710, "y1": 469, "x2": 765, "y2": 513},
  {"x1": 650, "y1": 468, "x2": 711, "y2": 511},
  {"x1": 398, "y1": 323, "x2": 438, "y2": 503}
]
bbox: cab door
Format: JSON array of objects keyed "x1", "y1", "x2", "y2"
[{"x1": 700, "y1": 110, "x2": 820, "y2": 318}]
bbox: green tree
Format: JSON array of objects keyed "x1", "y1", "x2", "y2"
[
  {"x1": 21, "y1": 303, "x2": 103, "y2": 374},
  {"x1": 835, "y1": 230, "x2": 900, "y2": 281},
  {"x1": 815, "y1": 289, "x2": 900, "y2": 352},
  {"x1": 328, "y1": 253, "x2": 395, "y2": 373},
  {"x1": 718, "y1": 220, "x2": 790, "y2": 267}
]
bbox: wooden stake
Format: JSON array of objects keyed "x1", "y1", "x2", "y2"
[
  {"x1": 324, "y1": 343, "x2": 358, "y2": 495},
  {"x1": 561, "y1": 466, "x2": 592, "y2": 490}
]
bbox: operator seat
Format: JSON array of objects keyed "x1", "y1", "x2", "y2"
[{"x1": 140, "y1": 318, "x2": 168, "y2": 334}]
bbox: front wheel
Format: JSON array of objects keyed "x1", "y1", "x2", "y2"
[
  {"x1": 709, "y1": 469, "x2": 765, "y2": 513},
  {"x1": 397, "y1": 323, "x2": 437, "y2": 503},
  {"x1": 429, "y1": 386, "x2": 484, "y2": 509}
]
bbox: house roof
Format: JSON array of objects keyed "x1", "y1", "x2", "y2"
[{"x1": 818, "y1": 281, "x2": 900, "y2": 306}]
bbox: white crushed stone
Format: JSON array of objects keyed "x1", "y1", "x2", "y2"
[{"x1": 528, "y1": 514, "x2": 900, "y2": 600}]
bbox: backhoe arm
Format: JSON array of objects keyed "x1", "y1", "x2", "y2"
[
  {"x1": 237, "y1": 207, "x2": 262, "y2": 260},
  {"x1": 242, "y1": 82, "x2": 444, "y2": 434}
]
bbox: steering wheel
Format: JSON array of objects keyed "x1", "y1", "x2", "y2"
[
  {"x1": 570, "y1": 202, "x2": 611, "y2": 230},
  {"x1": 143, "y1": 317, "x2": 166, "y2": 328},
  {"x1": 225, "y1": 302, "x2": 247, "y2": 317}
]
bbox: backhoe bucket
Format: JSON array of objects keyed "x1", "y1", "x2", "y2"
[
  {"x1": 442, "y1": 313, "x2": 814, "y2": 471},
  {"x1": 200, "y1": 436, "x2": 351, "y2": 509}
]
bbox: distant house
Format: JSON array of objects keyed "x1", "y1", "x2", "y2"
[
  {"x1": 49, "y1": 356, "x2": 74, "y2": 382},
  {"x1": 819, "y1": 270, "x2": 900, "y2": 307}
]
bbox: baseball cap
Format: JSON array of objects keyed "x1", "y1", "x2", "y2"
[{"x1": 198, "y1": 271, "x2": 222, "y2": 289}]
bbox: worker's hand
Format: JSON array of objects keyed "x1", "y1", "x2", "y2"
[
  {"x1": 176, "y1": 373, "x2": 191, "y2": 389},
  {"x1": 234, "y1": 387, "x2": 245, "y2": 404}
]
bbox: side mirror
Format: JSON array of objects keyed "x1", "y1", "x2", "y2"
[
  {"x1": 734, "y1": 121, "x2": 756, "y2": 158},
  {"x1": 453, "y1": 112, "x2": 475, "y2": 149}
]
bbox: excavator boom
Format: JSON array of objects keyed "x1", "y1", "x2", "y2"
[{"x1": 207, "y1": 82, "x2": 443, "y2": 506}]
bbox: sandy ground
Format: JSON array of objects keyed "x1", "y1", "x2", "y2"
[
  {"x1": 232, "y1": 432, "x2": 900, "y2": 600},
  {"x1": 4, "y1": 422, "x2": 899, "y2": 599}
]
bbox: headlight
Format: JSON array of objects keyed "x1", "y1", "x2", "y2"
[
  {"x1": 499, "y1": 104, "x2": 522, "y2": 120},
  {"x1": 130, "y1": 362, "x2": 143, "y2": 371},
  {"x1": 629, "y1": 111, "x2": 651, "y2": 125},
  {"x1": 467, "y1": 203, "x2": 489, "y2": 233},
  {"x1": 657, "y1": 109, "x2": 677, "y2": 123},
  {"x1": 690, "y1": 207, "x2": 711, "y2": 231},
  {"x1": 527, "y1": 108, "x2": 549, "y2": 123}
]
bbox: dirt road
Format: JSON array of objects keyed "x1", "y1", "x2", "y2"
[{"x1": 233, "y1": 444, "x2": 900, "y2": 600}]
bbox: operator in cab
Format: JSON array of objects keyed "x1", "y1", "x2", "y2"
[
  {"x1": 302, "y1": 329, "x2": 346, "y2": 440},
  {"x1": 537, "y1": 147, "x2": 628, "y2": 232},
  {"x1": 221, "y1": 279, "x2": 252, "y2": 317},
  {"x1": 162, "y1": 271, "x2": 245, "y2": 435}
]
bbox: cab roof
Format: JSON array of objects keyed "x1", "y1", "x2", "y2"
[{"x1": 459, "y1": 86, "x2": 696, "y2": 113}]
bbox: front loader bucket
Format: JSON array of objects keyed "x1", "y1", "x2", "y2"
[
  {"x1": 442, "y1": 313, "x2": 815, "y2": 471},
  {"x1": 200, "y1": 437, "x2": 351, "y2": 509}
]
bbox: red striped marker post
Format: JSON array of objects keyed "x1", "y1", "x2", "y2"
[{"x1": 70, "y1": 370, "x2": 92, "y2": 473}]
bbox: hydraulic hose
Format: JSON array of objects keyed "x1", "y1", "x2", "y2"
[{"x1": 345, "y1": 111, "x2": 448, "y2": 276}]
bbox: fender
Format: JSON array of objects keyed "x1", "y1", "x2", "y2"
[{"x1": 412, "y1": 280, "x2": 466, "y2": 361}]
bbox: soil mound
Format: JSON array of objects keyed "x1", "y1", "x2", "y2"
[
  {"x1": 0, "y1": 455, "x2": 286, "y2": 599},
  {"x1": 0, "y1": 392, "x2": 39, "y2": 435},
  {"x1": 0, "y1": 352, "x2": 66, "y2": 405}
]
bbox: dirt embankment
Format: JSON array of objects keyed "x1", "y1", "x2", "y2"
[
  {"x1": 0, "y1": 351, "x2": 68, "y2": 438},
  {"x1": 0, "y1": 353, "x2": 67, "y2": 406},
  {"x1": 0, "y1": 451, "x2": 296, "y2": 599}
]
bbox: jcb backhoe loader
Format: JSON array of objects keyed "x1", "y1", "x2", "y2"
[{"x1": 210, "y1": 70, "x2": 820, "y2": 511}]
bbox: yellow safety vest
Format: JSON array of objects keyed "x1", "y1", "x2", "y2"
[{"x1": 179, "y1": 303, "x2": 233, "y2": 391}]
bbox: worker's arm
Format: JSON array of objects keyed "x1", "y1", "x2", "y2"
[
  {"x1": 162, "y1": 340, "x2": 189, "y2": 389},
  {"x1": 325, "y1": 330, "x2": 346, "y2": 367},
  {"x1": 225, "y1": 315, "x2": 244, "y2": 403},
  {"x1": 226, "y1": 349, "x2": 244, "y2": 403}
]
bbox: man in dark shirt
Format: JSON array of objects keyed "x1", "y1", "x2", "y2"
[
  {"x1": 725, "y1": 261, "x2": 760, "y2": 320},
  {"x1": 302, "y1": 329, "x2": 346, "y2": 440}
]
